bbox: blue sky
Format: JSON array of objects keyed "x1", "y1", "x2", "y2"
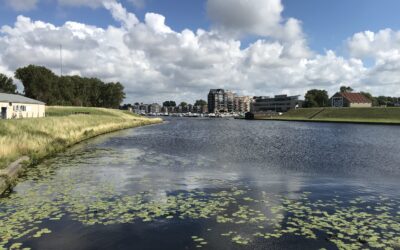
[
  {"x1": 2, "y1": 0, "x2": 400, "y2": 54},
  {"x1": 0, "y1": 0, "x2": 400, "y2": 102},
  {"x1": 283, "y1": 0, "x2": 400, "y2": 53}
]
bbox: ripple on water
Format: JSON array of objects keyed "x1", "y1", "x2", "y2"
[{"x1": 1, "y1": 118, "x2": 400, "y2": 250}]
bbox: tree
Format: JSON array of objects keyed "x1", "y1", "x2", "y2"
[
  {"x1": 304, "y1": 89, "x2": 329, "y2": 108},
  {"x1": 15, "y1": 65, "x2": 58, "y2": 103},
  {"x1": 179, "y1": 102, "x2": 188, "y2": 107},
  {"x1": 0, "y1": 73, "x2": 17, "y2": 94},
  {"x1": 14, "y1": 65, "x2": 126, "y2": 107},
  {"x1": 340, "y1": 86, "x2": 354, "y2": 93},
  {"x1": 376, "y1": 96, "x2": 389, "y2": 106},
  {"x1": 100, "y1": 82, "x2": 125, "y2": 108},
  {"x1": 194, "y1": 99, "x2": 207, "y2": 107},
  {"x1": 163, "y1": 101, "x2": 176, "y2": 107}
]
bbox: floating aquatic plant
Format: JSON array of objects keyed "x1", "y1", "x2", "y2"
[{"x1": 1, "y1": 153, "x2": 400, "y2": 250}]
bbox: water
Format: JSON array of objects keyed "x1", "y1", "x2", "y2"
[{"x1": 1, "y1": 118, "x2": 400, "y2": 250}]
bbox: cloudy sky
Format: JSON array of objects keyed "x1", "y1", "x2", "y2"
[{"x1": 0, "y1": 0, "x2": 400, "y2": 103}]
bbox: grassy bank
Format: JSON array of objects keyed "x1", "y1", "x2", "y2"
[
  {"x1": 0, "y1": 106, "x2": 162, "y2": 169},
  {"x1": 255, "y1": 107, "x2": 400, "y2": 124}
]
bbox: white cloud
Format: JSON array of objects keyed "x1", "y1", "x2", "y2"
[
  {"x1": 206, "y1": 0, "x2": 303, "y2": 42},
  {"x1": 347, "y1": 29, "x2": 400, "y2": 95},
  {"x1": 4, "y1": 0, "x2": 38, "y2": 11},
  {"x1": 348, "y1": 29, "x2": 400, "y2": 60},
  {"x1": 103, "y1": 1, "x2": 139, "y2": 29},
  {"x1": 0, "y1": 0, "x2": 400, "y2": 103}
]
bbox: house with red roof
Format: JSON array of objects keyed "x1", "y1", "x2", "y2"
[{"x1": 330, "y1": 92, "x2": 372, "y2": 108}]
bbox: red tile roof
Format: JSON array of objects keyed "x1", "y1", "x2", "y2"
[{"x1": 339, "y1": 92, "x2": 372, "y2": 103}]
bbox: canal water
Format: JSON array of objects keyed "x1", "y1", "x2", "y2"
[{"x1": 1, "y1": 118, "x2": 400, "y2": 250}]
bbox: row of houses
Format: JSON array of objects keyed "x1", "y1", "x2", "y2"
[
  {"x1": 132, "y1": 103, "x2": 208, "y2": 115},
  {"x1": 0, "y1": 90, "x2": 390, "y2": 120},
  {"x1": 251, "y1": 92, "x2": 374, "y2": 113},
  {"x1": 207, "y1": 89, "x2": 376, "y2": 114}
]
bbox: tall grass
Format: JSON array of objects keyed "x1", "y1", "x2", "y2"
[{"x1": 0, "y1": 106, "x2": 162, "y2": 169}]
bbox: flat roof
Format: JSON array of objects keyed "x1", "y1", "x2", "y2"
[{"x1": 0, "y1": 93, "x2": 45, "y2": 105}]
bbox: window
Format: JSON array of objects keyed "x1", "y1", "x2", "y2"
[
  {"x1": 21, "y1": 106, "x2": 26, "y2": 111},
  {"x1": 332, "y1": 97, "x2": 344, "y2": 107}
]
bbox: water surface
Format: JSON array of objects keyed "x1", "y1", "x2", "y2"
[{"x1": 1, "y1": 118, "x2": 400, "y2": 250}]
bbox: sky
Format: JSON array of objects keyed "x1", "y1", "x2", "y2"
[{"x1": 0, "y1": 0, "x2": 400, "y2": 104}]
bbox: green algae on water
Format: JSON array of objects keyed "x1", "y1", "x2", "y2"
[{"x1": 1, "y1": 159, "x2": 400, "y2": 250}]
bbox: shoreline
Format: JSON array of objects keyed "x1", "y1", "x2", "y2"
[
  {"x1": 251, "y1": 107, "x2": 400, "y2": 126},
  {"x1": 0, "y1": 120, "x2": 162, "y2": 195},
  {"x1": 253, "y1": 117, "x2": 400, "y2": 126},
  {"x1": 0, "y1": 107, "x2": 163, "y2": 195}
]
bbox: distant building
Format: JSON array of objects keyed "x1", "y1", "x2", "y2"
[
  {"x1": 187, "y1": 104, "x2": 193, "y2": 113},
  {"x1": 208, "y1": 89, "x2": 239, "y2": 113},
  {"x1": 234, "y1": 96, "x2": 252, "y2": 113},
  {"x1": 149, "y1": 103, "x2": 161, "y2": 113},
  {"x1": 202, "y1": 105, "x2": 208, "y2": 114},
  {"x1": 251, "y1": 95, "x2": 303, "y2": 113},
  {"x1": 166, "y1": 106, "x2": 177, "y2": 113},
  {"x1": 208, "y1": 89, "x2": 227, "y2": 113},
  {"x1": 133, "y1": 103, "x2": 141, "y2": 114},
  {"x1": 139, "y1": 104, "x2": 149, "y2": 114},
  {"x1": 0, "y1": 93, "x2": 45, "y2": 119},
  {"x1": 330, "y1": 92, "x2": 372, "y2": 108},
  {"x1": 224, "y1": 91, "x2": 236, "y2": 112}
]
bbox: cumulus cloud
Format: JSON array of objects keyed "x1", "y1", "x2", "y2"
[
  {"x1": 4, "y1": 0, "x2": 38, "y2": 11},
  {"x1": 103, "y1": 1, "x2": 139, "y2": 29},
  {"x1": 0, "y1": 0, "x2": 399, "y2": 103},
  {"x1": 347, "y1": 29, "x2": 400, "y2": 94},
  {"x1": 207, "y1": 0, "x2": 303, "y2": 41},
  {"x1": 348, "y1": 29, "x2": 400, "y2": 59},
  {"x1": 206, "y1": 0, "x2": 312, "y2": 62}
]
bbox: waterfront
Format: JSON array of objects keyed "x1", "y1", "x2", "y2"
[{"x1": 1, "y1": 118, "x2": 400, "y2": 250}]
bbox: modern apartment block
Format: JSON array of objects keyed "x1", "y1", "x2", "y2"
[
  {"x1": 208, "y1": 89, "x2": 254, "y2": 113},
  {"x1": 234, "y1": 96, "x2": 252, "y2": 113},
  {"x1": 224, "y1": 91, "x2": 236, "y2": 112},
  {"x1": 251, "y1": 95, "x2": 303, "y2": 113},
  {"x1": 208, "y1": 89, "x2": 228, "y2": 113},
  {"x1": 149, "y1": 103, "x2": 162, "y2": 113}
]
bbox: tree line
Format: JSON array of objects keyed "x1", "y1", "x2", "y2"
[
  {"x1": 303, "y1": 86, "x2": 399, "y2": 108},
  {"x1": 0, "y1": 65, "x2": 125, "y2": 108},
  {"x1": 162, "y1": 100, "x2": 207, "y2": 108}
]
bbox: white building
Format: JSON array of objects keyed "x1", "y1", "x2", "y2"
[
  {"x1": 0, "y1": 93, "x2": 45, "y2": 119},
  {"x1": 234, "y1": 96, "x2": 252, "y2": 113}
]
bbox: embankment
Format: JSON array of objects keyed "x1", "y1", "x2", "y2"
[
  {"x1": 0, "y1": 106, "x2": 162, "y2": 194},
  {"x1": 255, "y1": 107, "x2": 400, "y2": 125}
]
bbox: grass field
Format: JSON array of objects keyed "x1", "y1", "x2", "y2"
[
  {"x1": 256, "y1": 107, "x2": 400, "y2": 124},
  {"x1": 0, "y1": 106, "x2": 162, "y2": 169}
]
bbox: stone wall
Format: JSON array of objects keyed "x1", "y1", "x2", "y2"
[{"x1": 0, "y1": 156, "x2": 30, "y2": 194}]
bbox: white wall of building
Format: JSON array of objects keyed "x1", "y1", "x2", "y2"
[
  {"x1": 0, "y1": 102, "x2": 45, "y2": 119},
  {"x1": 349, "y1": 103, "x2": 372, "y2": 108}
]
